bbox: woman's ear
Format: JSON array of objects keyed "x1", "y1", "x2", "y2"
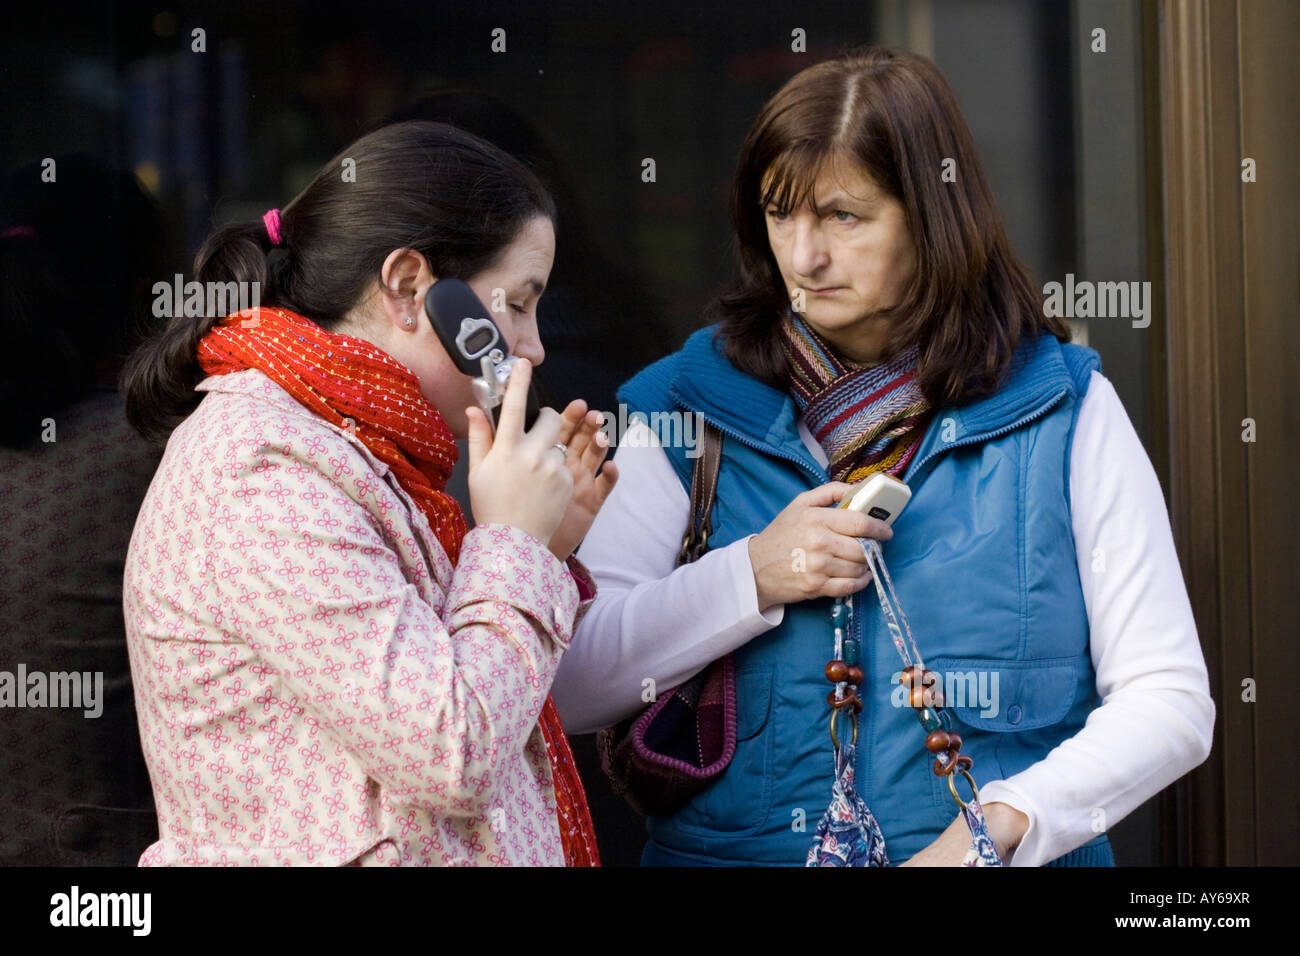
[{"x1": 378, "y1": 248, "x2": 438, "y2": 326}]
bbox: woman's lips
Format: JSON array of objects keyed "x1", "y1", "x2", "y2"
[{"x1": 806, "y1": 286, "x2": 844, "y2": 295}]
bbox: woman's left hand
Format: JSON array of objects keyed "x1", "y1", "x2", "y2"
[
  {"x1": 898, "y1": 801, "x2": 1029, "y2": 866},
  {"x1": 547, "y1": 399, "x2": 619, "y2": 563}
]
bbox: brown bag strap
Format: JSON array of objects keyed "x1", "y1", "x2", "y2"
[{"x1": 676, "y1": 420, "x2": 722, "y2": 567}]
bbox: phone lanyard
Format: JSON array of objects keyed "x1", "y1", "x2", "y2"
[
  {"x1": 810, "y1": 537, "x2": 1004, "y2": 867},
  {"x1": 826, "y1": 538, "x2": 979, "y2": 805}
]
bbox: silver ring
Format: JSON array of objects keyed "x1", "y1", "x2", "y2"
[{"x1": 552, "y1": 441, "x2": 568, "y2": 457}]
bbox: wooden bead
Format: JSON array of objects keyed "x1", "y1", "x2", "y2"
[
  {"x1": 846, "y1": 666, "x2": 864, "y2": 685},
  {"x1": 924, "y1": 730, "x2": 951, "y2": 753},
  {"x1": 921, "y1": 684, "x2": 943, "y2": 708},
  {"x1": 827, "y1": 688, "x2": 859, "y2": 710},
  {"x1": 946, "y1": 733, "x2": 962, "y2": 753},
  {"x1": 956, "y1": 755, "x2": 973, "y2": 771},
  {"x1": 825, "y1": 660, "x2": 849, "y2": 684},
  {"x1": 900, "y1": 665, "x2": 920, "y2": 688},
  {"x1": 910, "y1": 684, "x2": 944, "y2": 709}
]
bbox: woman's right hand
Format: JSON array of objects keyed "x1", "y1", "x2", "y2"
[
  {"x1": 466, "y1": 358, "x2": 574, "y2": 547},
  {"x1": 748, "y1": 482, "x2": 894, "y2": 610}
]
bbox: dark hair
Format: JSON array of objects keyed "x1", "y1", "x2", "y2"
[
  {"x1": 706, "y1": 46, "x2": 1069, "y2": 407},
  {"x1": 121, "y1": 120, "x2": 557, "y2": 445}
]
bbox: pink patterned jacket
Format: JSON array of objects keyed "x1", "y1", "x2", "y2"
[{"x1": 122, "y1": 368, "x2": 595, "y2": 866}]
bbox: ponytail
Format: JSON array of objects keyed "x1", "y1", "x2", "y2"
[{"x1": 120, "y1": 218, "x2": 276, "y2": 445}]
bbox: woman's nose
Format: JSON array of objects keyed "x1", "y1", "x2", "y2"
[
  {"x1": 789, "y1": 218, "x2": 829, "y2": 277},
  {"x1": 511, "y1": 324, "x2": 545, "y2": 367}
]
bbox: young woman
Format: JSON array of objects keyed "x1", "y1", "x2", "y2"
[
  {"x1": 120, "y1": 120, "x2": 617, "y2": 866},
  {"x1": 554, "y1": 47, "x2": 1215, "y2": 866}
]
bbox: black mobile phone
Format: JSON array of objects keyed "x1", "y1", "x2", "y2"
[{"x1": 423, "y1": 278, "x2": 540, "y2": 430}]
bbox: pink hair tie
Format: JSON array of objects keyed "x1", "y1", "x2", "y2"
[
  {"x1": 1, "y1": 226, "x2": 37, "y2": 241},
  {"x1": 262, "y1": 208, "x2": 283, "y2": 247}
]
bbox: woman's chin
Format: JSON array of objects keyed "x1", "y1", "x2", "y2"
[{"x1": 802, "y1": 312, "x2": 872, "y2": 341}]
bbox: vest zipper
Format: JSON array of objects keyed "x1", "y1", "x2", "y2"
[
  {"x1": 682, "y1": 412, "x2": 830, "y2": 487},
  {"x1": 679, "y1": 411, "x2": 872, "y2": 821}
]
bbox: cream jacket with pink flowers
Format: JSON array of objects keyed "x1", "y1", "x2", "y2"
[{"x1": 122, "y1": 368, "x2": 594, "y2": 866}]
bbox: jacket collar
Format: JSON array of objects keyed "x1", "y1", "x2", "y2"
[
  {"x1": 194, "y1": 368, "x2": 395, "y2": 479},
  {"x1": 666, "y1": 325, "x2": 1076, "y2": 483}
]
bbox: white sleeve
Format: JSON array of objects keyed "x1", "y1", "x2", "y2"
[
  {"x1": 551, "y1": 421, "x2": 784, "y2": 734},
  {"x1": 976, "y1": 370, "x2": 1215, "y2": 866}
]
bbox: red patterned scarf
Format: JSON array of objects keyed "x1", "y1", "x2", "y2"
[
  {"x1": 777, "y1": 311, "x2": 934, "y2": 483},
  {"x1": 196, "y1": 305, "x2": 599, "y2": 866}
]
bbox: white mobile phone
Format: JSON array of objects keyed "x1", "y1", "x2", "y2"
[{"x1": 836, "y1": 472, "x2": 912, "y2": 526}]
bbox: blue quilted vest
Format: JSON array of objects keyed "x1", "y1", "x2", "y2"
[{"x1": 617, "y1": 326, "x2": 1115, "y2": 866}]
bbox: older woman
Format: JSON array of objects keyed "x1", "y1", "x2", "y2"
[
  {"x1": 121, "y1": 121, "x2": 617, "y2": 865},
  {"x1": 554, "y1": 47, "x2": 1214, "y2": 866}
]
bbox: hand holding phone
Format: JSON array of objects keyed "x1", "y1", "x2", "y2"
[
  {"x1": 748, "y1": 476, "x2": 907, "y2": 611},
  {"x1": 464, "y1": 357, "x2": 573, "y2": 547},
  {"x1": 424, "y1": 278, "x2": 540, "y2": 432}
]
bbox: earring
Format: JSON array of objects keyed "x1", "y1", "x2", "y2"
[{"x1": 404, "y1": 316, "x2": 415, "y2": 327}]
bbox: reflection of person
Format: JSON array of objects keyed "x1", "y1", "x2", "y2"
[
  {"x1": 555, "y1": 47, "x2": 1214, "y2": 866},
  {"x1": 120, "y1": 121, "x2": 617, "y2": 865},
  {"x1": 0, "y1": 155, "x2": 163, "y2": 865}
]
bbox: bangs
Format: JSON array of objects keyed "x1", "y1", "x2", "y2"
[{"x1": 758, "y1": 146, "x2": 859, "y2": 217}]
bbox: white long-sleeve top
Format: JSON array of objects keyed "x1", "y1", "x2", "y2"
[{"x1": 554, "y1": 369, "x2": 1215, "y2": 866}]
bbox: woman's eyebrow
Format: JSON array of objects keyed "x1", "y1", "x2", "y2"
[
  {"x1": 524, "y1": 278, "x2": 546, "y2": 296},
  {"x1": 814, "y1": 189, "x2": 876, "y2": 210}
]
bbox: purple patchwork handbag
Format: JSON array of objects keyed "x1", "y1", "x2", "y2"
[{"x1": 595, "y1": 422, "x2": 737, "y2": 817}]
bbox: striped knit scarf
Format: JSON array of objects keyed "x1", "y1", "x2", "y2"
[
  {"x1": 197, "y1": 306, "x2": 599, "y2": 867},
  {"x1": 776, "y1": 312, "x2": 933, "y2": 483}
]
